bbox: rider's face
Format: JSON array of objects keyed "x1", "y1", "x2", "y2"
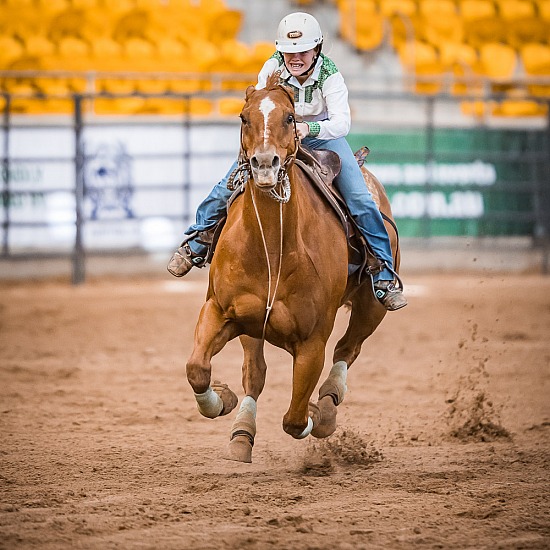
[{"x1": 283, "y1": 49, "x2": 316, "y2": 79}]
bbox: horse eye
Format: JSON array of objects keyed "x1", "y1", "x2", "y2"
[
  {"x1": 287, "y1": 114, "x2": 295, "y2": 124},
  {"x1": 239, "y1": 114, "x2": 248, "y2": 125}
]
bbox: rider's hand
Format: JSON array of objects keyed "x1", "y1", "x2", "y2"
[{"x1": 296, "y1": 122, "x2": 309, "y2": 140}]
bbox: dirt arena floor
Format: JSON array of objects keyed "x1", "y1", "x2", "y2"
[{"x1": 1, "y1": 269, "x2": 549, "y2": 550}]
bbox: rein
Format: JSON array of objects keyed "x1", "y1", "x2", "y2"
[{"x1": 228, "y1": 90, "x2": 300, "y2": 340}]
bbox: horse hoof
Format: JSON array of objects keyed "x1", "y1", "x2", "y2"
[
  {"x1": 226, "y1": 435, "x2": 253, "y2": 463},
  {"x1": 311, "y1": 395, "x2": 337, "y2": 439},
  {"x1": 212, "y1": 381, "x2": 238, "y2": 416}
]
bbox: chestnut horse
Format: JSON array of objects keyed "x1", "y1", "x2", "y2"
[{"x1": 186, "y1": 73, "x2": 399, "y2": 463}]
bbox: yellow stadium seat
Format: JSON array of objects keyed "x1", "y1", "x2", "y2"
[
  {"x1": 52, "y1": 36, "x2": 92, "y2": 71},
  {"x1": 24, "y1": 36, "x2": 56, "y2": 58},
  {"x1": 59, "y1": 36, "x2": 91, "y2": 58},
  {"x1": 0, "y1": 36, "x2": 25, "y2": 69},
  {"x1": 170, "y1": 78, "x2": 212, "y2": 95},
  {"x1": 491, "y1": 99, "x2": 548, "y2": 116},
  {"x1": 421, "y1": 13, "x2": 464, "y2": 46},
  {"x1": 418, "y1": 0, "x2": 457, "y2": 16},
  {"x1": 94, "y1": 97, "x2": 147, "y2": 115},
  {"x1": 252, "y1": 41, "x2": 276, "y2": 66},
  {"x1": 157, "y1": 38, "x2": 186, "y2": 59},
  {"x1": 376, "y1": 0, "x2": 418, "y2": 48},
  {"x1": 338, "y1": 0, "x2": 378, "y2": 45},
  {"x1": 136, "y1": 77, "x2": 169, "y2": 95},
  {"x1": 186, "y1": 39, "x2": 220, "y2": 72},
  {"x1": 34, "y1": 78, "x2": 74, "y2": 114},
  {"x1": 48, "y1": 8, "x2": 89, "y2": 42},
  {"x1": 90, "y1": 37, "x2": 125, "y2": 72},
  {"x1": 476, "y1": 42, "x2": 518, "y2": 94},
  {"x1": 113, "y1": 9, "x2": 151, "y2": 42},
  {"x1": 353, "y1": 10, "x2": 385, "y2": 51},
  {"x1": 460, "y1": 99, "x2": 492, "y2": 117},
  {"x1": 98, "y1": 78, "x2": 136, "y2": 95},
  {"x1": 398, "y1": 40, "x2": 444, "y2": 93},
  {"x1": 478, "y1": 42, "x2": 517, "y2": 78},
  {"x1": 459, "y1": 1, "x2": 509, "y2": 47},
  {"x1": 208, "y1": 9, "x2": 243, "y2": 46},
  {"x1": 439, "y1": 41, "x2": 481, "y2": 94},
  {"x1": 496, "y1": 0, "x2": 534, "y2": 19},
  {"x1": 539, "y1": 0, "x2": 550, "y2": 21},
  {"x1": 521, "y1": 42, "x2": 550, "y2": 96},
  {"x1": 0, "y1": 5, "x2": 43, "y2": 39},
  {"x1": 459, "y1": 0, "x2": 496, "y2": 21},
  {"x1": 123, "y1": 37, "x2": 157, "y2": 71},
  {"x1": 378, "y1": 0, "x2": 417, "y2": 17},
  {"x1": 496, "y1": 1, "x2": 546, "y2": 48},
  {"x1": 218, "y1": 97, "x2": 245, "y2": 116},
  {"x1": 37, "y1": 0, "x2": 70, "y2": 12}
]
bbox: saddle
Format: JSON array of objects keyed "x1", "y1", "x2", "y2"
[
  {"x1": 200, "y1": 145, "x2": 389, "y2": 280},
  {"x1": 294, "y1": 145, "x2": 385, "y2": 279}
]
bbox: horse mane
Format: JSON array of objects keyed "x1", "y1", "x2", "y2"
[
  {"x1": 264, "y1": 71, "x2": 294, "y2": 108},
  {"x1": 265, "y1": 71, "x2": 282, "y2": 92}
]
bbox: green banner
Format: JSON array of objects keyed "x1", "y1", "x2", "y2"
[{"x1": 347, "y1": 129, "x2": 545, "y2": 237}]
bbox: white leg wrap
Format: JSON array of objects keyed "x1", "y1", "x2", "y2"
[
  {"x1": 195, "y1": 387, "x2": 224, "y2": 418},
  {"x1": 296, "y1": 416, "x2": 314, "y2": 439},
  {"x1": 330, "y1": 360, "x2": 348, "y2": 402},
  {"x1": 236, "y1": 396, "x2": 257, "y2": 420}
]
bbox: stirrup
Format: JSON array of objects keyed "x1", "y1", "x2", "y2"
[{"x1": 370, "y1": 262, "x2": 407, "y2": 311}]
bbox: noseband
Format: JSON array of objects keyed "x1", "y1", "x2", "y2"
[{"x1": 227, "y1": 89, "x2": 300, "y2": 204}]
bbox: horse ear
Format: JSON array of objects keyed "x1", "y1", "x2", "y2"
[{"x1": 245, "y1": 85, "x2": 256, "y2": 100}]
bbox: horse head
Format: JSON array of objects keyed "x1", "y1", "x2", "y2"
[{"x1": 239, "y1": 72, "x2": 298, "y2": 190}]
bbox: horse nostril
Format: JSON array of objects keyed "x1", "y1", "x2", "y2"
[
  {"x1": 272, "y1": 156, "x2": 280, "y2": 169},
  {"x1": 250, "y1": 157, "x2": 259, "y2": 169}
]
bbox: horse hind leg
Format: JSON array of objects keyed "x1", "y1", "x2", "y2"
[
  {"x1": 311, "y1": 291, "x2": 386, "y2": 438},
  {"x1": 226, "y1": 336, "x2": 267, "y2": 463}
]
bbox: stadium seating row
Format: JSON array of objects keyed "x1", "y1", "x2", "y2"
[
  {"x1": 1, "y1": 0, "x2": 549, "y2": 118},
  {"x1": 338, "y1": 0, "x2": 550, "y2": 51},
  {"x1": 337, "y1": 0, "x2": 550, "y2": 116},
  {"x1": 0, "y1": 0, "x2": 276, "y2": 115}
]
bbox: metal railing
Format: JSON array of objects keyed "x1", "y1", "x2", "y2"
[{"x1": 1, "y1": 89, "x2": 549, "y2": 282}]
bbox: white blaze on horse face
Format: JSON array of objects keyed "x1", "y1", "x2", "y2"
[{"x1": 259, "y1": 96, "x2": 276, "y2": 147}]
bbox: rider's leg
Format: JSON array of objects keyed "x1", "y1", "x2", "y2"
[
  {"x1": 167, "y1": 159, "x2": 238, "y2": 277},
  {"x1": 302, "y1": 136, "x2": 407, "y2": 310}
]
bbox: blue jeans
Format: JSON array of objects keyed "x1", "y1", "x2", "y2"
[{"x1": 186, "y1": 137, "x2": 394, "y2": 281}]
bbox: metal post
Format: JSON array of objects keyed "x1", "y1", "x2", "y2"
[
  {"x1": 542, "y1": 101, "x2": 550, "y2": 274},
  {"x1": 423, "y1": 95, "x2": 435, "y2": 240},
  {"x1": 72, "y1": 94, "x2": 86, "y2": 285},
  {"x1": 182, "y1": 94, "x2": 192, "y2": 228},
  {"x1": 2, "y1": 93, "x2": 10, "y2": 257}
]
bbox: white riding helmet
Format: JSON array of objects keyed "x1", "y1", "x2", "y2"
[{"x1": 275, "y1": 12, "x2": 323, "y2": 53}]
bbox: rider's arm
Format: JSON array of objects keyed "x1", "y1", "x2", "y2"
[{"x1": 310, "y1": 72, "x2": 351, "y2": 141}]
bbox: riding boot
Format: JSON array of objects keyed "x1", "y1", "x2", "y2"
[
  {"x1": 373, "y1": 280, "x2": 408, "y2": 311},
  {"x1": 167, "y1": 242, "x2": 206, "y2": 277}
]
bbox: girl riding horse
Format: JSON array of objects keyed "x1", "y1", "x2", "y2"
[{"x1": 167, "y1": 12, "x2": 407, "y2": 311}]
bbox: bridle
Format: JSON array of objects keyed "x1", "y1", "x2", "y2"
[{"x1": 227, "y1": 86, "x2": 300, "y2": 204}]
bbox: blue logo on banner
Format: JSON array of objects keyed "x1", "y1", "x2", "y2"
[{"x1": 84, "y1": 141, "x2": 134, "y2": 220}]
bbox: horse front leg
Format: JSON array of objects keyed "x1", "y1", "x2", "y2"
[
  {"x1": 283, "y1": 339, "x2": 326, "y2": 439},
  {"x1": 226, "y1": 336, "x2": 267, "y2": 463},
  {"x1": 187, "y1": 299, "x2": 241, "y2": 419}
]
